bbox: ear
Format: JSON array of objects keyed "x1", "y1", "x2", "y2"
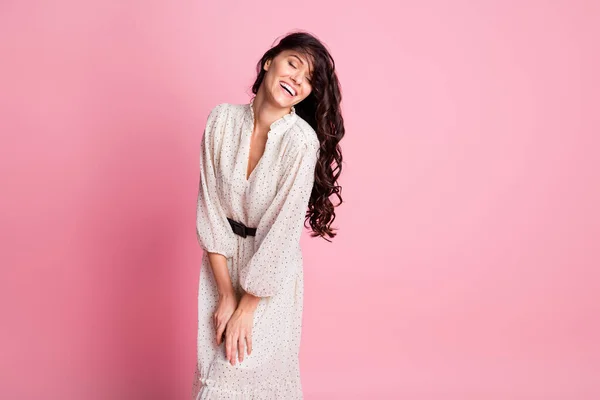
[{"x1": 264, "y1": 59, "x2": 271, "y2": 72}]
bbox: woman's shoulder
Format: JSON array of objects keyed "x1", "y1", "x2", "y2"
[
  {"x1": 289, "y1": 115, "x2": 320, "y2": 153},
  {"x1": 207, "y1": 102, "x2": 246, "y2": 119},
  {"x1": 204, "y1": 103, "x2": 248, "y2": 140}
]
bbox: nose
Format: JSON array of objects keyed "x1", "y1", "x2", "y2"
[{"x1": 290, "y1": 73, "x2": 302, "y2": 85}]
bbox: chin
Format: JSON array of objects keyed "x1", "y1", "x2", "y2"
[{"x1": 272, "y1": 95, "x2": 294, "y2": 108}]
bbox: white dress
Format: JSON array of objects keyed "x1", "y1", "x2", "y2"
[{"x1": 192, "y1": 98, "x2": 320, "y2": 399}]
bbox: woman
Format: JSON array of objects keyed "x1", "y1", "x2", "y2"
[{"x1": 192, "y1": 31, "x2": 344, "y2": 399}]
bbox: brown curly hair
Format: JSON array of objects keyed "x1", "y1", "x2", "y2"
[{"x1": 250, "y1": 31, "x2": 345, "y2": 241}]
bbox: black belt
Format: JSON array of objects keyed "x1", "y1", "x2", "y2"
[{"x1": 227, "y1": 217, "x2": 257, "y2": 238}]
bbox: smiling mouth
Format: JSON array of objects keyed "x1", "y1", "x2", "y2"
[{"x1": 280, "y1": 81, "x2": 296, "y2": 97}]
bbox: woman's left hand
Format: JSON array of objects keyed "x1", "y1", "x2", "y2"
[{"x1": 224, "y1": 307, "x2": 254, "y2": 366}]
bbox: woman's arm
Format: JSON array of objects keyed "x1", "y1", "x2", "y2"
[
  {"x1": 197, "y1": 104, "x2": 239, "y2": 345},
  {"x1": 209, "y1": 251, "x2": 239, "y2": 346},
  {"x1": 209, "y1": 251, "x2": 259, "y2": 312},
  {"x1": 207, "y1": 252, "x2": 234, "y2": 296}
]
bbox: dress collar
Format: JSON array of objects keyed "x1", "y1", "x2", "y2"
[{"x1": 248, "y1": 96, "x2": 297, "y2": 133}]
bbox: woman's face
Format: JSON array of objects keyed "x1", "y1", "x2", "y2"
[{"x1": 263, "y1": 49, "x2": 313, "y2": 108}]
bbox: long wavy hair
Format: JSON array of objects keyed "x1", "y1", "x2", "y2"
[{"x1": 251, "y1": 31, "x2": 344, "y2": 241}]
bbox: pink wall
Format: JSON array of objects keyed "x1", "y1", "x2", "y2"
[{"x1": 1, "y1": 1, "x2": 598, "y2": 399}]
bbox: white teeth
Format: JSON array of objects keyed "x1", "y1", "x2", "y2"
[{"x1": 280, "y1": 82, "x2": 296, "y2": 96}]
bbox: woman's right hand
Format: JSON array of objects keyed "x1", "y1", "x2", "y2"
[{"x1": 213, "y1": 292, "x2": 238, "y2": 346}]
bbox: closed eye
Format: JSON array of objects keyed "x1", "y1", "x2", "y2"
[{"x1": 289, "y1": 59, "x2": 312, "y2": 84}]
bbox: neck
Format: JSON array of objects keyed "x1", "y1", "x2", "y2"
[{"x1": 252, "y1": 88, "x2": 293, "y2": 132}]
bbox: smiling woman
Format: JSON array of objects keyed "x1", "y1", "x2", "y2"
[
  {"x1": 258, "y1": 51, "x2": 313, "y2": 109},
  {"x1": 270, "y1": 50, "x2": 314, "y2": 100},
  {"x1": 192, "y1": 31, "x2": 345, "y2": 400}
]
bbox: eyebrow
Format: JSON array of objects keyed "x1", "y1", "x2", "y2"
[
  {"x1": 290, "y1": 54, "x2": 313, "y2": 77},
  {"x1": 291, "y1": 54, "x2": 305, "y2": 65}
]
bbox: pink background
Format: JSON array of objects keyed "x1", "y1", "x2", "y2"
[{"x1": 1, "y1": 1, "x2": 599, "y2": 399}]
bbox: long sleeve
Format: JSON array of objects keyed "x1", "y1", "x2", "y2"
[
  {"x1": 239, "y1": 139, "x2": 320, "y2": 297},
  {"x1": 196, "y1": 104, "x2": 235, "y2": 258}
]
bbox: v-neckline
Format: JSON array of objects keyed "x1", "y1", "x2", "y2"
[
  {"x1": 244, "y1": 131, "x2": 265, "y2": 182},
  {"x1": 243, "y1": 98, "x2": 297, "y2": 185}
]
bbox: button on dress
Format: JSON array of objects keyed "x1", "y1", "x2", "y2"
[{"x1": 192, "y1": 98, "x2": 320, "y2": 399}]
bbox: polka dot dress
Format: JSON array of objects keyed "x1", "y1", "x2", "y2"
[{"x1": 192, "y1": 98, "x2": 320, "y2": 399}]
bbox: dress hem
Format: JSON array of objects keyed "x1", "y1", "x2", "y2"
[{"x1": 194, "y1": 376, "x2": 303, "y2": 400}]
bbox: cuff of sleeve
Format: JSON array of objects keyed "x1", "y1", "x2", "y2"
[
  {"x1": 200, "y1": 244, "x2": 231, "y2": 259},
  {"x1": 239, "y1": 276, "x2": 278, "y2": 298}
]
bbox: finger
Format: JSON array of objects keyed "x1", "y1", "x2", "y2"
[
  {"x1": 216, "y1": 322, "x2": 225, "y2": 346},
  {"x1": 246, "y1": 334, "x2": 253, "y2": 356},
  {"x1": 225, "y1": 327, "x2": 232, "y2": 362},
  {"x1": 238, "y1": 334, "x2": 246, "y2": 363},
  {"x1": 231, "y1": 333, "x2": 239, "y2": 365},
  {"x1": 216, "y1": 328, "x2": 221, "y2": 346}
]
